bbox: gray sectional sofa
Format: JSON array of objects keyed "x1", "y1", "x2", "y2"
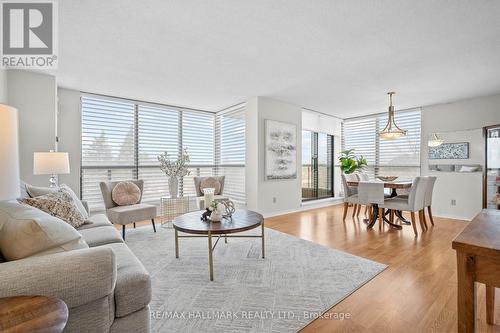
[{"x1": 0, "y1": 200, "x2": 152, "y2": 333}]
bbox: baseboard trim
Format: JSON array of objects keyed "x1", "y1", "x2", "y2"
[
  {"x1": 263, "y1": 198, "x2": 344, "y2": 218},
  {"x1": 432, "y1": 213, "x2": 472, "y2": 222}
]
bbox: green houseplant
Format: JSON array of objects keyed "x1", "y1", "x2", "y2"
[{"x1": 339, "y1": 149, "x2": 367, "y2": 174}]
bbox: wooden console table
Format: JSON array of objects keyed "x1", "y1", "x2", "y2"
[{"x1": 452, "y1": 209, "x2": 500, "y2": 332}]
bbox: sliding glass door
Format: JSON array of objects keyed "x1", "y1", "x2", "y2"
[{"x1": 302, "y1": 130, "x2": 334, "y2": 201}]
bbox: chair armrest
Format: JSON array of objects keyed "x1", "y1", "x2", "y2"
[
  {"x1": 0, "y1": 247, "x2": 116, "y2": 308},
  {"x1": 81, "y1": 200, "x2": 90, "y2": 214}
]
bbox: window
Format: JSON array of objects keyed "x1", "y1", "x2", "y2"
[
  {"x1": 81, "y1": 94, "x2": 245, "y2": 211},
  {"x1": 342, "y1": 108, "x2": 421, "y2": 180},
  {"x1": 215, "y1": 104, "x2": 246, "y2": 206},
  {"x1": 302, "y1": 130, "x2": 334, "y2": 201}
]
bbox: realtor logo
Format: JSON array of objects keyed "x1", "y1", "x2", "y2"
[{"x1": 1, "y1": 0, "x2": 58, "y2": 68}]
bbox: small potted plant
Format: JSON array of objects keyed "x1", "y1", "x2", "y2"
[
  {"x1": 208, "y1": 201, "x2": 223, "y2": 222},
  {"x1": 157, "y1": 148, "x2": 190, "y2": 198},
  {"x1": 339, "y1": 149, "x2": 367, "y2": 174}
]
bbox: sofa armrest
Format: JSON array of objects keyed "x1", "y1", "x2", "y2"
[
  {"x1": 81, "y1": 200, "x2": 90, "y2": 215},
  {"x1": 0, "y1": 247, "x2": 116, "y2": 308}
]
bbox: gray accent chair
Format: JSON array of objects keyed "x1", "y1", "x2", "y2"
[
  {"x1": 193, "y1": 176, "x2": 226, "y2": 196},
  {"x1": 193, "y1": 176, "x2": 226, "y2": 209},
  {"x1": 99, "y1": 180, "x2": 157, "y2": 240},
  {"x1": 0, "y1": 193, "x2": 152, "y2": 333}
]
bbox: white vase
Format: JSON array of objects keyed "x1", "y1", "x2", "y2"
[
  {"x1": 210, "y1": 211, "x2": 222, "y2": 222},
  {"x1": 169, "y1": 176, "x2": 178, "y2": 198}
]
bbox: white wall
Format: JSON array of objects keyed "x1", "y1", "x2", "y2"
[
  {"x1": 0, "y1": 69, "x2": 7, "y2": 104},
  {"x1": 57, "y1": 88, "x2": 82, "y2": 196},
  {"x1": 246, "y1": 97, "x2": 302, "y2": 215},
  {"x1": 421, "y1": 93, "x2": 500, "y2": 220},
  {"x1": 7, "y1": 70, "x2": 57, "y2": 186}
]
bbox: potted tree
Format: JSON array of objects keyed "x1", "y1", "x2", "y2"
[{"x1": 339, "y1": 149, "x2": 367, "y2": 174}]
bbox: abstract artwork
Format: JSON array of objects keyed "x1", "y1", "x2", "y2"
[
  {"x1": 265, "y1": 120, "x2": 297, "y2": 180},
  {"x1": 429, "y1": 142, "x2": 469, "y2": 159}
]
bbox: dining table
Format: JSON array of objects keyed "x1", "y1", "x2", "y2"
[{"x1": 346, "y1": 179, "x2": 413, "y2": 229}]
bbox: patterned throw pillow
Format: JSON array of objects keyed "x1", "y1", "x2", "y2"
[{"x1": 19, "y1": 190, "x2": 89, "y2": 228}]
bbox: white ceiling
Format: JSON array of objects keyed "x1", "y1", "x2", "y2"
[{"x1": 54, "y1": 0, "x2": 500, "y2": 117}]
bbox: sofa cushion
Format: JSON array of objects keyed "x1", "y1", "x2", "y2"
[
  {"x1": 106, "y1": 203, "x2": 156, "y2": 225},
  {"x1": 0, "y1": 201, "x2": 88, "y2": 261},
  {"x1": 79, "y1": 226, "x2": 123, "y2": 247},
  {"x1": 78, "y1": 214, "x2": 113, "y2": 230},
  {"x1": 25, "y1": 183, "x2": 58, "y2": 198},
  {"x1": 100, "y1": 243, "x2": 151, "y2": 317}
]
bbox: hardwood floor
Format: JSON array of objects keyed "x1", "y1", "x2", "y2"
[{"x1": 265, "y1": 204, "x2": 500, "y2": 333}]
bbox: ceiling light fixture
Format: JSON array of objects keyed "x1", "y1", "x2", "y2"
[
  {"x1": 428, "y1": 133, "x2": 444, "y2": 147},
  {"x1": 379, "y1": 92, "x2": 407, "y2": 140}
]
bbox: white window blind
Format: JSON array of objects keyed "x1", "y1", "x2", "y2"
[
  {"x1": 81, "y1": 94, "x2": 246, "y2": 211},
  {"x1": 342, "y1": 108, "x2": 421, "y2": 179},
  {"x1": 81, "y1": 96, "x2": 136, "y2": 209},
  {"x1": 215, "y1": 104, "x2": 246, "y2": 206},
  {"x1": 181, "y1": 110, "x2": 215, "y2": 197},
  {"x1": 138, "y1": 104, "x2": 180, "y2": 203}
]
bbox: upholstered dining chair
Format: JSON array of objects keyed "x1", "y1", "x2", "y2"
[
  {"x1": 380, "y1": 176, "x2": 429, "y2": 236},
  {"x1": 341, "y1": 174, "x2": 361, "y2": 221},
  {"x1": 356, "y1": 172, "x2": 370, "y2": 217},
  {"x1": 358, "y1": 181, "x2": 385, "y2": 227},
  {"x1": 100, "y1": 179, "x2": 157, "y2": 240},
  {"x1": 424, "y1": 176, "x2": 437, "y2": 226}
]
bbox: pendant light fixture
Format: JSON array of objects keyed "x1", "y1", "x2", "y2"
[
  {"x1": 428, "y1": 133, "x2": 444, "y2": 147},
  {"x1": 379, "y1": 92, "x2": 407, "y2": 140}
]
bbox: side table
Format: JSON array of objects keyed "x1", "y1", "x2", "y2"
[
  {"x1": 160, "y1": 196, "x2": 198, "y2": 228},
  {"x1": 0, "y1": 295, "x2": 68, "y2": 333}
]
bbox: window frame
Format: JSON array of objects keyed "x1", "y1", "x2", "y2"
[{"x1": 80, "y1": 93, "x2": 245, "y2": 211}]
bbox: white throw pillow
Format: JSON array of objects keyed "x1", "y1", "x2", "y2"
[
  {"x1": 25, "y1": 183, "x2": 58, "y2": 198},
  {"x1": 0, "y1": 201, "x2": 88, "y2": 261},
  {"x1": 59, "y1": 184, "x2": 89, "y2": 219}
]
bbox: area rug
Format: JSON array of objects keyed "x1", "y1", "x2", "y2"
[{"x1": 125, "y1": 226, "x2": 386, "y2": 332}]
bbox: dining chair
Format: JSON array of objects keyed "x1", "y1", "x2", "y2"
[
  {"x1": 341, "y1": 174, "x2": 361, "y2": 221},
  {"x1": 356, "y1": 173, "x2": 371, "y2": 217},
  {"x1": 358, "y1": 181, "x2": 385, "y2": 227},
  {"x1": 424, "y1": 176, "x2": 437, "y2": 226},
  {"x1": 380, "y1": 176, "x2": 429, "y2": 236}
]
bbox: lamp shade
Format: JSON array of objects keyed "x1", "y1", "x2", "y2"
[
  {"x1": 33, "y1": 152, "x2": 70, "y2": 175},
  {"x1": 0, "y1": 104, "x2": 20, "y2": 200}
]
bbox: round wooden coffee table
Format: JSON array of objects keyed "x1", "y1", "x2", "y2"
[
  {"x1": 173, "y1": 209, "x2": 265, "y2": 281},
  {"x1": 0, "y1": 295, "x2": 68, "y2": 333}
]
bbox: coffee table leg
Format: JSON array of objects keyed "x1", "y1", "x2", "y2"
[
  {"x1": 208, "y1": 231, "x2": 214, "y2": 281},
  {"x1": 175, "y1": 229, "x2": 179, "y2": 258},
  {"x1": 261, "y1": 221, "x2": 265, "y2": 259}
]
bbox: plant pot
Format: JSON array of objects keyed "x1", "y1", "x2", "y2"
[
  {"x1": 210, "y1": 211, "x2": 222, "y2": 222},
  {"x1": 169, "y1": 176, "x2": 178, "y2": 198}
]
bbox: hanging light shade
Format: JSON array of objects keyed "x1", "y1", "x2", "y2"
[
  {"x1": 428, "y1": 133, "x2": 444, "y2": 147},
  {"x1": 379, "y1": 92, "x2": 407, "y2": 140}
]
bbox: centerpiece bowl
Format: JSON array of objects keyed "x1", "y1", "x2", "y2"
[{"x1": 377, "y1": 176, "x2": 398, "y2": 182}]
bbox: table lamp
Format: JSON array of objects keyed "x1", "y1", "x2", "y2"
[
  {"x1": 33, "y1": 151, "x2": 70, "y2": 187},
  {"x1": 0, "y1": 104, "x2": 20, "y2": 200}
]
